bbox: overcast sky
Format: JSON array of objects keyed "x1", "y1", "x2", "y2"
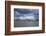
[{"x1": 14, "y1": 8, "x2": 39, "y2": 19}]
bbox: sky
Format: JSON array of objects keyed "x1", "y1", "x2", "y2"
[{"x1": 14, "y1": 8, "x2": 39, "y2": 20}]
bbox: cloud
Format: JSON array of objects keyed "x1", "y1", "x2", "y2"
[
  {"x1": 14, "y1": 9, "x2": 39, "y2": 20},
  {"x1": 14, "y1": 13, "x2": 35, "y2": 20}
]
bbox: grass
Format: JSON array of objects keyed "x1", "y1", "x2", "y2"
[{"x1": 14, "y1": 20, "x2": 39, "y2": 27}]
